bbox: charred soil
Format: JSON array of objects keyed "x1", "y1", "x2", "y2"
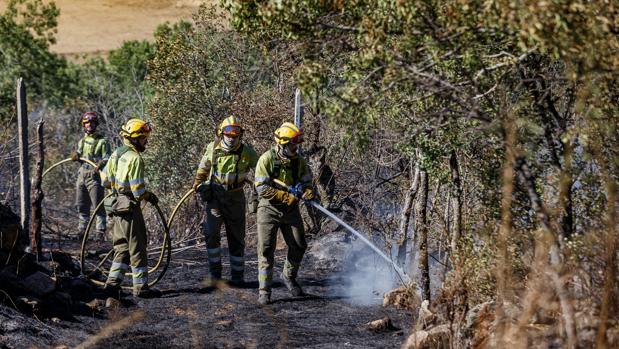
[{"x1": 1, "y1": 235, "x2": 413, "y2": 348}]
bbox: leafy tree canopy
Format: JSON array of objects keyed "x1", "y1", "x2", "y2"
[{"x1": 0, "y1": 0, "x2": 77, "y2": 121}]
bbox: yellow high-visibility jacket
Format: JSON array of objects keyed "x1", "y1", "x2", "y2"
[
  {"x1": 254, "y1": 147, "x2": 312, "y2": 200},
  {"x1": 194, "y1": 141, "x2": 258, "y2": 190},
  {"x1": 77, "y1": 133, "x2": 111, "y2": 168},
  {"x1": 101, "y1": 141, "x2": 147, "y2": 200}
]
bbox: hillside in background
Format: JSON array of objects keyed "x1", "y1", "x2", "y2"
[{"x1": 0, "y1": 0, "x2": 203, "y2": 56}]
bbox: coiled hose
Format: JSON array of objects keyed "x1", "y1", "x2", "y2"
[
  {"x1": 80, "y1": 188, "x2": 198, "y2": 289},
  {"x1": 79, "y1": 194, "x2": 171, "y2": 289},
  {"x1": 43, "y1": 157, "x2": 171, "y2": 289}
]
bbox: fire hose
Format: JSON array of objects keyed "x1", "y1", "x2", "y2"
[
  {"x1": 81, "y1": 185, "x2": 216, "y2": 288},
  {"x1": 272, "y1": 179, "x2": 411, "y2": 283},
  {"x1": 167, "y1": 188, "x2": 196, "y2": 231},
  {"x1": 43, "y1": 158, "x2": 171, "y2": 289},
  {"x1": 86, "y1": 187, "x2": 195, "y2": 287},
  {"x1": 79, "y1": 193, "x2": 171, "y2": 289},
  {"x1": 42, "y1": 157, "x2": 98, "y2": 178}
]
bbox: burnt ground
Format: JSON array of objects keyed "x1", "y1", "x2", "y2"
[{"x1": 0, "y1": 232, "x2": 414, "y2": 349}]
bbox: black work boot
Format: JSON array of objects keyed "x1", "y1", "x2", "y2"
[
  {"x1": 281, "y1": 273, "x2": 303, "y2": 297},
  {"x1": 229, "y1": 275, "x2": 245, "y2": 288},
  {"x1": 204, "y1": 271, "x2": 224, "y2": 288},
  {"x1": 103, "y1": 283, "x2": 123, "y2": 298},
  {"x1": 133, "y1": 288, "x2": 162, "y2": 299},
  {"x1": 258, "y1": 293, "x2": 271, "y2": 305}
]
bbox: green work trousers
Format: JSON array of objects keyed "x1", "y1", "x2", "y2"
[
  {"x1": 203, "y1": 187, "x2": 247, "y2": 280},
  {"x1": 105, "y1": 201, "x2": 149, "y2": 295},
  {"x1": 75, "y1": 167, "x2": 106, "y2": 233},
  {"x1": 256, "y1": 199, "x2": 306, "y2": 295}
]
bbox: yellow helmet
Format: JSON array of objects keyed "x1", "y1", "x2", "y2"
[
  {"x1": 217, "y1": 116, "x2": 243, "y2": 137},
  {"x1": 120, "y1": 118, "x2": 152, "y2": 139},
  {"x1": 274, "y1": 122, "x2": 304, "y2": 145}
]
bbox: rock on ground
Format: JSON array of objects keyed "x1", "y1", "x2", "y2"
[
  {"x1": 402, "y1": 324, "x2": 451, "y2": 349},
  {"x1": 384, "y1": 286, "x2": 420, "y2": 311}
]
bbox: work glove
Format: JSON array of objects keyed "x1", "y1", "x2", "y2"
[
  {"x1": 195, "y1": 182, "x2": 213, "y2": 202},
  {"x1": 94, "y1": 160, "x2": 106, "y2": 171},
  {"x1": 193, "y1": 182, "x2": 210, "y2": 193},
  {"x1": 302, "y1": 188, "x2": 314, "y2": 201},
  {"x1": 273, "y1": 189, "x2": 298, "y2": 206},
  {"x1": 70, "y1": 152, "x2": 80, "y2": 162},
  {"x1": 289, "y1": 183, "x2": 303, "y2": 198},
  {"x1": 143, "y1": 191, "x2": 159, "y2": 205},
  {"x1": 192, "y1": 179, "x2": 203, "y2": 191}
]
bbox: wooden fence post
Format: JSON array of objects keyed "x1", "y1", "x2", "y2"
[
  {"x1": 294, "y1": 88, "x2": 303, "y2": 154},
  {"x1": 17, "y1": 78, "x2": 30, "y2": 245}
]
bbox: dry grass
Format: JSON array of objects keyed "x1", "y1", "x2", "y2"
[{"x1": 75, "y1": 310, "x2": 145, "y2": 349}]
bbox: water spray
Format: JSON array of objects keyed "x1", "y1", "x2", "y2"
[{"x1": 272, "y1": 179, "x2": 412, "y2": 284}]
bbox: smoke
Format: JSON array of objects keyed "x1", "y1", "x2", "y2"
[
  {"x1": 309, "y1": 230, "x2": 417, "y2": 305},
  {"x1": 331, "y1": 239, "x2": 404, "y2": 306}
]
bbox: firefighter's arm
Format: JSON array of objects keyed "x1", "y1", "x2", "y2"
[
  {"x1": 193, "y1": 143, "x2": 213, "y2": 190},
  {"x1": 255, "y1": 153, "x2": 298, "y2": 206},
  {"x1": 129, "y1": 156, "x2": 147, "y2": 201},
  {"x1": 100, "y1": 164, "x2": 112, "y2": 189},
  {"x1": 71, "y1": 138, "x2": 83, "y2": 161},
  {"x1": 96, "y1": 139, "x2": 112, "y2": 170},
  {"x1": 244, "y1": 145, "x2": 260, "y2": 187}
]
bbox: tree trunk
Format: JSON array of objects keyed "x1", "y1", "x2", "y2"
[
  {"x1": 396, "y1": 164, "x2": 419, "y2": 267},
  {"x1": 416, "y1": 165, "x2": 430, "y2": 301},
  {"x1": 30, "y1": 118, "x2": 44, "y2": 259},
  {"x1": 449, "y1": 150, "x2": 462, "y2": 254},
  {"x1": 496, "y1": 118, "x2": 516, "y2": 345},
  {"x1": 516, "y1": 157, "x2": 577, "y2": 349},
  {"x1": 294, "y1": 88, "x2": 303, "y2": 154},
  {"x1": 522, "y1": 71, "x2": 574, "y2": 242},
  {"x1": 558, "y1": 138, "x2": 574, "y2": 241},
  {"x1": 595, "y1": 152, "x2": 617, "y2": 349}
]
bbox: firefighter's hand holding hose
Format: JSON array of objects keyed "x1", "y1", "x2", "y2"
[
  {"x1": 194, "y1": 182, "x2": 213, "y2": 202},
  {"x1": 273, "y1": 179, "x2": 314, "y2": 203},
  {"x1": 301, "y1": 187, "x2": 314, "y2": 201},
  {"x1": 142, "y1": 191, "x2": 159, "y2": 205}
]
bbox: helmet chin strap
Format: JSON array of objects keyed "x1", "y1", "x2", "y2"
[
  {"x1": 278, "y1": 143, "x2": 297, "y2": 159},
  {"x1": 84, "y1": 124, "x2": 97, "y2": 135},
  {"x1": 222, "y1": 136, "x2": 241, "y2": 151},
  {"x1": 131, "y1": 138, "x2": 146, "y2": 152}
]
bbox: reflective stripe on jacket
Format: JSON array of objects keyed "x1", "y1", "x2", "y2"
[
  {"x1": 195, "y1": 141, "x2": 258, "y2": 190},
  {"x1": 101, "y1": 141, "x2": 147, "y2": 200}
]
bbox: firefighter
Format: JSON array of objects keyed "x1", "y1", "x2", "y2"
[
  {"x1": 70, "y1": 112, "x2": 111, "y2": 241},
  {"x1": 101, "y1": 118, "x2": 160, "y2": 298},
  {"x1": 254, "y1": 122, "x2": 314, "y2": 305},
  {"x1": 193, "y1": 116, "x2": 258, "y2": 286}
]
